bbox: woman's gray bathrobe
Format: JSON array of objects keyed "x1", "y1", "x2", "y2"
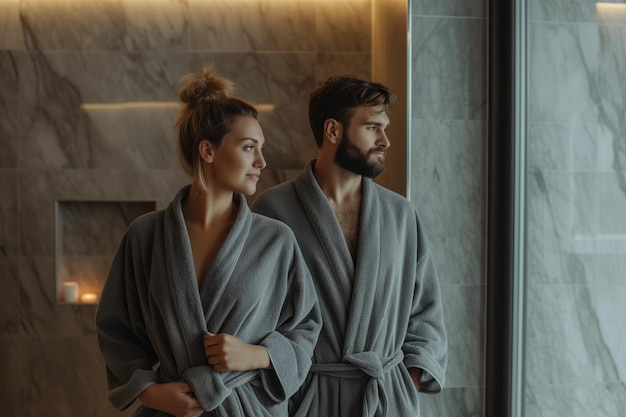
[
  {"x1": 95, "y1": 186, "x2": 321, "y2": 417},
  {"x1": 251, "y1": 160, "x2": 448, "y2": 417}
]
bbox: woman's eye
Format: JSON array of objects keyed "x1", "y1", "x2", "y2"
[{"x1": 244, "y1": 145, "x2": 254, "y2": 151}]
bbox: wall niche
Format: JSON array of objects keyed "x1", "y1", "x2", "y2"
[{"x1": 55, "y1": 200, "x2": 156, "y2": 304}]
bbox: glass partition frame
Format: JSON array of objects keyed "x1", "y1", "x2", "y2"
[{"x1": 512, "y1": 0, "x2": 527, "y2": 416}]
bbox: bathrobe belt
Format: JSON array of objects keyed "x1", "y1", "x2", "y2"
[
  {"x1": 309, "y1": 351, "x2": 404, "y2": 417},
  {"x1": 157, "y1": 367, "x2": 259, "y2": 412}
]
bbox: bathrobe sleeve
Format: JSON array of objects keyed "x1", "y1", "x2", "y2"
[
  {"x1": 95, "y1": 223, "x2": 160, "y2": 411},
  {"x1": 402, "y1": 209, "x2": 448, "y2": 393},
  {"x1": 256, "y1": 236, "x2": 322, "y2": 402}
]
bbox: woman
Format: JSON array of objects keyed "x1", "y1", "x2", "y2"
[{"x1": 95, "y1": 66, "x2": 321, "y2": 417}]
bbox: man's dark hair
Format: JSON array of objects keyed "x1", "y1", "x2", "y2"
[{"x1": 308, "y1": 75, "x2": 396, "y2": 147}]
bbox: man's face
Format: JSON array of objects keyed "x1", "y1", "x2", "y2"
[{"x1": 334, "y1": 106, "x2": 390, "y2": 178}]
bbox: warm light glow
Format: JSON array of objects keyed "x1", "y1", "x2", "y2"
[
  {"x1": 596, "y1": 2, "x2": 626, "y2": 8},
  {"x1": 81, "y1": 101, "x2": 180, "y2": 110},
  {"x1": 597, "y1": 2, "x2": 626, "y2": 23},
  {"x1": 81, "y1": 102, "x2": 275, "y2": 112},
  {"x1": 255, "y1": 104, "x2": 275, "y2": 112},
  {"x1": 80, "y1": 292, "x2": 99, "y2": 303}
]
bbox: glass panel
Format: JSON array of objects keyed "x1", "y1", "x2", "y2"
[
  {"x1": 517, "y1": 0, "x2": 626, "y2": 415},
  {"x1": 409, "y1": 1, "x2": 487, "y2": 415}
]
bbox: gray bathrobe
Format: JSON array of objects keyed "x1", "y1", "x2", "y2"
[
  {"x1": 95, "y1": 186, "x2": 321, "y2": 417},
  {"x1": 251, "y1": 160, "x2": 447, "y2": 417}
]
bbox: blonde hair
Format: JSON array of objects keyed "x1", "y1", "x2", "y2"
[{"x1": 175, "y1": 65, "x2": 258, "y2": 192}]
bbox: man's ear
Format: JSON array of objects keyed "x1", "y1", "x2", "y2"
[
  {"x1": 323, "y1": 118, "x2": 342, "y2": 145},
  {"x1": 199, "y1": 140, "x2": 215, "y2": 163}
]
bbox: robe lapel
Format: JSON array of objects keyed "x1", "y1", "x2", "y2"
[
  {"x1": 343, "y1": 178, "x2": 382, "y2": 352},
  {"x1": 198, "y1": 194, "x2": 251, "y2": 325},
  {"x1": 294, "y1": 161, "x2": 355, "y2": 306},
  {"x1": 163, "y1": 186, "x2": 207, "y2": 364},
  {"x1": 163, "y1": 188, "x2": 251, "y2": 365}
]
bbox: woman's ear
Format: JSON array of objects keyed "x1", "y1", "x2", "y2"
[
  {"x1": 323, "y1": 118, "x2": 342, "y2": 145},
  {"x1": 199, "y1": 140, "x2": 215, "y2": 163}
]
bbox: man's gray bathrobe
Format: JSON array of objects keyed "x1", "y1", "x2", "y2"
[
  {"x1": 95, "y1": 186, "x2": 321, "y2": 417},
  {"x1": 251, "y1": 160, "x2": 447, "y2": 417}
]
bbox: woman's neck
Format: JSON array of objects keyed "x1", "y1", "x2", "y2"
[{"x1": 182, "y1": 182, "x2": 237, "y2": 229}]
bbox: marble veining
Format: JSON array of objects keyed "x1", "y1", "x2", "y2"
[
  {"x1": 20, "y1": 0, "x2": 186, "y2": 52},
  {"x1": 0, "y1": 53, "x2": 19, "y2": 168},
  {"x1": 525, "y1": 283, "x2": 626, "y2": 385},
  {"x1": 524, "y1": 383, "x2": 626, "y2": 417},
  {"x1": 0, "y1": 172, "x2": 18, "y2": 257},
  {"x1": 440, "y1": 284, "x2": 484, "y2": 387},
  {"x1": 17, "y1": 51, "x2": 88, "y2": 169},
  {"x1": 410, "y1": 119, "x2": 484, "y2": 286},
  {"x1": 0, "y1": 256, "x2": 19, "y2": 335},
  {"x1": 528, "y1": 21, "x2": 599, "y2": 124},
  {"x1": 21, "y1": 0, "x2": 127, "y2": 51},
  {"x1": 529, "y1": 0, "x2": 601, "y2": 23},
  {"x1": 410, "y1": 0, "x2": 486, "y2": 18},
  {"x1": 527, "y1": 121, "x2": 598, "y2": 172},
  {"x1": 420, "y1": 386, "x2": 482, "y2": 417},
  {"x1": 188, "y1": 0, "x2": 315, "y2": 52},
  {"x1": 597, "y1": 22, "x2": 626, "y2": 194},
  {"x1": 524, "y1": 1, "x2": 626, "y2": 415},
  {"x1": 58, "y1": 201, "x2": 156, "y2": 255},
  {"x1": 316, "y1": 0, "x2": 372, "y2": 52},
  {"x1": 316, "y1": 52, "x2": 372, "y2": 82},
  {"x1": 411, "y1": 15, "x2": 486, "y2": 120},
  {"x1": 0, "y1": 0, "x2": 24, "y2": 50}
]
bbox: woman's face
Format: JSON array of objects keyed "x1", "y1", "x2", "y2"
[{"x1": 206, "y1": 116, "x2": 266, "y2": 196}]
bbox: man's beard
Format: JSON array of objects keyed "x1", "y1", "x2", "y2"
[{"x1": 334, "y1": 132, "x2": 386, "y2": 178}]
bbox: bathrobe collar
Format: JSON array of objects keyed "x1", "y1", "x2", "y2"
[
  {"x1": 163, "y1": 185, "x2": 252, "y2": 364},
  {"x1": 294, "y1": 160, "x2": 382, "y2": 353}
]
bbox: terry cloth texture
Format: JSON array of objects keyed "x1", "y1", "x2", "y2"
[
  {"x1": 252, "y1": 160, "x2": 447, "y2": 417},
  {"x1": 96, "y1": 186, "x2": 321, "y2": 417}
]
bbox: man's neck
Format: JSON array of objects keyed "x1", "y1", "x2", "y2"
[
  {"x1": 313, "y1": 156, "x2": 363, "y2": 205},
  {"x1": 313, "y1": 157, "x2": 362, "y2": 262}
]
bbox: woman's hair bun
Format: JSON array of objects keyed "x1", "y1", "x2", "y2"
[{"x1": 178, "y1": 65, "x2": 234, "y2": 105}]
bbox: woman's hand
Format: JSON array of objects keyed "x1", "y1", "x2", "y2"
[
  {"x1": 204, "y1": 332, "x2": 272, "y2": 371},
  {"x1": 138, "y1": 382, "x2": 204, "y2": 417}
]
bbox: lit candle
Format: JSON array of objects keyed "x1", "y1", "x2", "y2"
[
  {"x1": 63, "y1": 282, "x2": 79, "y2": 303},
  {"x1": 80, "y1": 292, "x2": 98, "y2": 304}
]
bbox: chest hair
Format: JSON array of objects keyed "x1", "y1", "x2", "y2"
[{"x1": 331, "y1": 201, "x2": 361, "y2": 263}]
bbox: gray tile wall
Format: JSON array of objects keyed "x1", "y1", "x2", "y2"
[{"x1": 409, "y1": 1, "x2": 486, "y2": 416}]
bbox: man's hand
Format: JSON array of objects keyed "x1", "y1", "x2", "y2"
[
  {"x1": 204, "y1": 332, "x2": 272, "y2": 371},
  {"x1": 409, "y1": 367, "x2": 422, "y2": 392},
  {"x1": 138, "y1": 382, "x2": 203, "y2": 417}
]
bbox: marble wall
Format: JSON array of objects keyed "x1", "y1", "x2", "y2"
[
  {"x1": 524, "y1": 0, "x2": 626, "y2": 415},
  {"x1": 409, "y1": 0, "x2": 487, "y2": 416},
  {"x1": 0, "y1": 0, "x2": 372, "y2": 415}
]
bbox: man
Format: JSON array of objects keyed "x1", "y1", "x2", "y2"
[{"x1": 252, "y1": 75, "x2": 447, "y2": 417}]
